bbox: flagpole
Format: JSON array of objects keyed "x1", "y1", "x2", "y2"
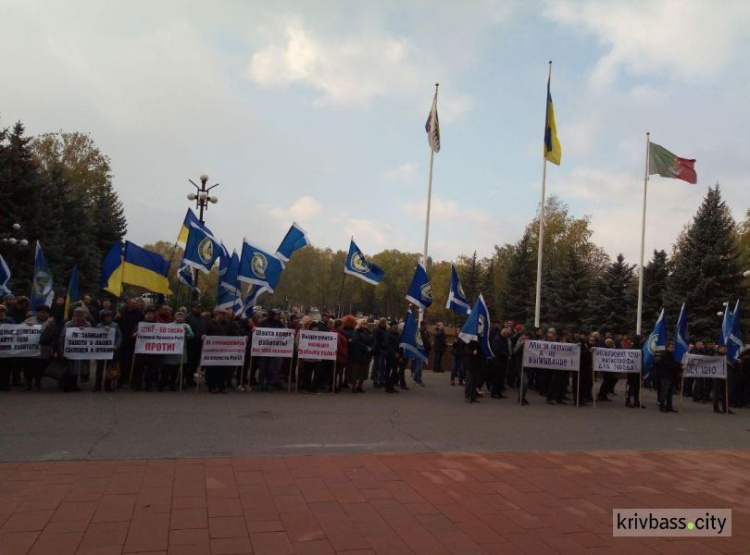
[
  {"x1": 534, "y1": 62, "x2": 553, "y2": 329},
  {"x1": 421, "y1": 83, "x2": 438, "y2": 324},
  {"x1": 636, "y1": 132, "x2": 650, "y2": 336}
]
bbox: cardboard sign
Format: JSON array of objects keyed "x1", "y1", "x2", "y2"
[
  {"x1": 523, "y1": 340, "x2": 581, "y2": 371},
  {"x1": 593, "y1": 348, "x2": 642, "y2": 374},
  {"x1": 135, "y1": 322, "x2": 186, "y2": 355},
  {"x1": 200, "y1": 336, "x2": 247, "y2": 366},
  {"x1": 251, "y1": 328, "x2": 295, "y2": 358},
  {"x1": 0, "y1": 324, "x2": 41, "y2": 358},
  {"x1": 683, "y1": 354, "x2": 727, "y2": 379},
  {"x1": 297, "y1": 330, "x2": 338, "y2": 361},
  {"x1": 64, "y1": 327, "x2": 116, "y2": 360}
]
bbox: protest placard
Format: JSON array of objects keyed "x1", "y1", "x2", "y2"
[
  {"x1": 683, "y1": 354, "x2": 727, "y2": 379},
  {"x1": 297, "y1": 330, "x2": 337, "y2": 361},
  {"x1": 200, "y1": 336, "x2": 247, "y2": 366},
  {"x1": 593, "y1": 348, "x2": 642, "y2": 374},
  {"x1": 0, "y1": 324, "x2": 41, "y2": 358},
  {"x1": 135, "y1": 322, "x2": 185, "y2": 355},
  {"x1": 523, "y1": 340, "x2": 581, "y2": 371},
  {"x1": 64, "y1": 327, "x2": 116, "y2": 360},
  {"x1": 250, "y1": 328, "x2": 295, "y2": 358}
]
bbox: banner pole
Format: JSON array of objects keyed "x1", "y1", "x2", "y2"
[
  {"x1": 128, "y1": 354, "x2": 136, "y2": 389},
  {"x1": 294, "y1": 359, "x2": 300, "y2": 394},
  {"x1": 679, "y1": 375, "x2": 684, "y2": 413},
  {"x1": 636, "y1": 133, "x2": 651, "y2": 336},
  {"x1": 576, "y1": 370, "x2": 580, "y2": 408},
  {"x1": 331, "y1": 361, "x2": 337, "y2": 393},
  {"x1": 725, "y1": 377, "x2": 729, "y2": 414},
  {"x1": 593, "y1": 367, "x2": 597, "y2": 410},
  {"x1": 178, "y1": 355, "x2": 184, "y2": 393}
]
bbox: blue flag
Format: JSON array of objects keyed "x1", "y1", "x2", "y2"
[
  {"x1": 446, "y1": 264, "x2": 471, "y2": 314},
  {"x1": 30, "y1": 241, "x2": 54, "y2": 312},
  {"x1": 0, "y1": 254, "x2": 11, "y2": 296},
  {"x1": 674, "y1": 303, "x2": 689, "y2": 365},
  {"x1": 177, "y1": 262, "x2": 199, "y2": 293},
  {"x1": 643, "y1": 308, "x2": 667, "y2": 379},
  {"x1": 276, "y1": 222, "x2": 310, "y2": 264},
  {"x1": 405, "y1": 259, "x2": 432, "y2": 310},
  {"x1": 459, "y1": 294, "x2": 494, "y2": 358},
  {"x1": 100, "y1": 242, "x2": 123, "y2": 296},
  {"x1": 177, "y1": 208, "x2": 204, "y2": 245},
  {"x1": 217, "y1": 250, "x2": 241, "y2": 311},
  {"x1": 182, "y1": 221, "x2": 224, "y2": 274},
  {"x1": 238, "y1": 240, "x2": 284, "y2": 293},
  {"x1": 719, "y1": 301, "x2": 732, "y2": 346},
  {"x1": 727, "y1": 301, "x2": 743, "y2": 365},
  {"x1": 344, "y1": 239, "x2": 384, "y2": 285},
  {"x1": 64, "y1": 266, "x2": 80, "y2": 320},
  {"x1": 400, "y1": 310, "x2": 427, "y2": 361},
  {"x1": 238, "y1": 284, "x2": 266, "y2": 319}
]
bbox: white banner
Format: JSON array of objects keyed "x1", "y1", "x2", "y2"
[
  {"x1": 0, "y1": 324, "x2": 41, "y2": 358},
  {"x1": 683, "y1": 354, "x2": 727, "y2": 379},
  {"x1": 298, "y1": 330, "x2": 338, "y2": 361},
  {"x1": 523, "y1": 340, "x2": 581, "y2": 371},
  {"x1": 251, "y1": 328, "x2": 295, "y2": 358},
  {"x1": 135, "y1": 322, "x2": 186, "y2": 355},
  {"x1": 593, "y1": 348, "x2": 642, "y2": 374},
  {"x1": 64, "y1": 327, "x2": 116, "y2": 360},
  {"x1": 200, "y1": 336, "x2": 247, "y2": 366}
]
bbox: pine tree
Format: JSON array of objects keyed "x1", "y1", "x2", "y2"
[
  {"x1": 550, "y1": 246, "x2": 594, "y2": 331},
  {"x1": 459, "y1": 251, "x2": 481, "y2": 306},
  {"x1": 480, "y1": 256, "x2": 496, "y2": 318},
  {"x1": 642, "y1": 250, "x2": 669, "y2": 325},
  {"x1": 591, "y1": 254, "x2": 636, "y2": 334},
  {"x1": 667, "y1": 185, "x2": 745, "y2": 340},
  {"x1": 498, "y1": 232, "x2": 535, "y2": 325}
]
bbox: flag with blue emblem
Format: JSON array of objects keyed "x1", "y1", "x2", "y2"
[
  {"x1": 276, "y1": 222, "x2": 310, "y2": 264},
  {"x1": 217, "y1": 250, "x2": 241, "y2": 311},
  {"x1": 344, "y1": 239, "x2": 384, "y2": 285},
  {"x1": 674, "y1": 303, "x2": 689, "y2": 365},
  {"x1": 176, "y1": 208, "x2": 202, "y2": 246},
  {"x1": 719, "y1": 301, "x2": 732, "y2": 346},
  {"x1": 446, "y1": 264, "x2": 471, "y2": 315},
  {"x1": 63, "y1": 266, "x2": 80, "y2": 320},
  {"x1": 100, "y1": 242, "x2": 123, "y2": 296},
  {"x1": 727, "y1": 301, "x2": 743, "y2": 365},
  {"x1": 182, "y1": 221, "x2": 224, "y2": 274},
  {"x1": 642, "y1": 308, "x2": 666, "y2": 379},
  {"x1": 459, "y1": 294, "x2": 494, "y2": 358},
  {"x1": 238, "y1": 284, "x2": 266, "y2": 318},
  {"x1": 238, "y1": 240, "x2": 284, "y2": 293},
  {"x1": 400, "y1": 310, "x2": 427, "y2": 361},
  {"x1": 0, "y1": 254, "x2": 11, "y2": 296},
  {"x1": 405, "y1": 259, "x2": 432, "y2": 310},
  {"x1": 30, "y1": 241, "x2": 54, "y2": 312},
  {"x1": 177, "y1": 262, "x2": 199, "y2": 293}
]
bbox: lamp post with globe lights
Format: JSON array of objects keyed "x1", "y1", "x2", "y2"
[{"x1": 186, "y1": 174, "x2": 219, "y2": 297}]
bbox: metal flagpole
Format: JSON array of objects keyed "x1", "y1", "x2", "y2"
[
  {"x1": 636, "y1": 133, "x2": 651, "y2": 336},
  {"x1": 420, "y1": 83, "x2": 439, "y2": 324},
  {"x1": 534, "y1": 62, "x2": 552, "y2": 329}
]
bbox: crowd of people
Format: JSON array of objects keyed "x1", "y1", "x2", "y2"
[{"x1": 1, "y1": 294, "x2": 748, "y2": 417}]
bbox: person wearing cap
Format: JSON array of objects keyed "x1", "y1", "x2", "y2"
[
  {"x1": 60, "y1": 307, "x2": 92, "y2": 392},
  {"x1": 160, "y1": 310, "x2": 193, "y2": 392},
  {"x1": 94, "y1": 309, "x2": 122, "y2": 392},
  {"x1": 384, "y1": 320, "x2": 402, "y2": 393},
  {"x1": 22, "y1": 305, "x2": 59, "y2": 392}
]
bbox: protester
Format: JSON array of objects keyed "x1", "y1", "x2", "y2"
[
  {"x1": 22, "y1": 305, "x2": 58, "y2": 391},
  {"x1": 432, "y1": 322, "x2": 447, "y2": 373},
  {"x1": 655, "y1": 341, "x2": 681, "y2": 413},
  {"x1": 203, "y1": 308, "x2": 238, "y2": 394},
  {"x1": 132, "y1": 308, "x2": 160, "y2": 392},
  {"x1": 348, "y1": 318, "x2": 373, "y2": 393},
  {"x1": 256, "y1": 309, "x2": 284, "y2": 392},
  {"x1": 117, "y1": 298, "x2": 143, "y2": 387},
  {"x1": 60, "y1": 307, "x2": 91, "y2": 392},
  {"x1": 160, "y1": 311, "x2": 193, "y2": 392},
  {"x1": 94, "y1": 309, "x2": 121, "y2": 391},
  {"x1": 384, "y1": 320, "x2": 401, "y2": 393}
]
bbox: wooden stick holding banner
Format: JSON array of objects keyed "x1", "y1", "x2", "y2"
[
  {"x1": 576, "y1": 370, "x2": 580, "y2": 408},
  {"x1": 679, "y1": 375, "x2": 684, "y2": 413},
  {"x1": 725, "y1": 377, "x2": 729, "y2": 414},
  {"x1": 178, "y1": 352, "x2": 184, "y2": 393},
  {"x1": 593, "y1": 366, "x2": 597, "y2": 409},
  {"x1": 129, "y1": 354, "x2": 137, "y2": 389},
  {"x1": 519, "y1": 342, "x2": 525, "y2": 405},
  {"x1": 294, "y1": 359, "x2": 301, "y2": 394},
  {"x1": 331, "y1": 361, "x2": 337, "y2": 393}
]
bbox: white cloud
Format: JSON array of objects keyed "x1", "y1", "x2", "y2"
[
  {"x1": 383, "y1": 163, "x2": 418, "y2": 184},
  {"x1": 269, "y1": 195, "x2": 324, "y2": 222}
]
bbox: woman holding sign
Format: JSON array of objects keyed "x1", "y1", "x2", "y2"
[{"x1": 60, "y1": 308, "x2": 91, "y2": 392}]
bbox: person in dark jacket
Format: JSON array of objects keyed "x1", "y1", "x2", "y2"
[
  {"x1": 256, "y1": 309, "x2": 285, "y2": 391},
  {"x1": 384, "y1": 320, "x2": 402, "y2": 393},
  {"x1": 450, "y1": 338, "x2": 466, "y2": 386},
  {"x1": 348, "y1": 319, "x2": 373, "y2": 393},
  {"x1": 432, "y1": 322, "x2": 447, "y2": 373},
  {"x1": 203, "y1": 308, "x2": 239, "y2": 394},
  {"x1": 464, "y1": 339, "x2": 482, "y2": 403},
  {"x1": 22, "y1": 305, "x2": 58, "y2": 391},
  {"x1": 132, "y1": 308, "x2": 161, "y2": 392},
  {"x1": 371, "y1": 318, "x2": 388, "y2": 387},
  {"x1": 655, "y1": 341, "x2": 681, "y2": 412},
  {"x1": 490, "y1": 326, "x2": 512, "y2": 400},
  {"x1": 333, "y1": 319, "x2": 349, "y2": 391},
  {"x1": 116, "y1": 298, "x2": 143, "y2": 388}
]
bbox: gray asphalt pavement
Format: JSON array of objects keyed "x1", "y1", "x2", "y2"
[{"x1": 2, "y1": 372, "x2": 749, "y2": 461}]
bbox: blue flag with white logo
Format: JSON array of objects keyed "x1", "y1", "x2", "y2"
[
  {"x1": 31, "y1": 241, "x2": 54, "y2": 312},
  {"x1": 399, "y1": 310, "x2": 427, "y2": 361},
  {"x1": 459, "y1": 294, "x2": 494, "y2": 358},
  {"x1": 177, "y1": 262, "x2": 199, "y2": 293},
  {"x1": 446, "y1": 264, "x2": 471, "y2": 315},
  {"x1": 238, "y1": 284, "x2": 266, "y2": 318},
  {"x1": 276, "y1": 222, "x2": 310, "y2": 264},
  {"x1": 719, "y1": 301, "x2": 732, "y2": 346},
  {"x1": 0, "y1": 254, "x2": 11, "y2": 296},
  {"x1": 217, "y1": 250, "x2": 241, "y2": 311},
  {"x1": 642, "y1": 308, "x2": 667, "y2": 379},
  {"x1": 727, "y1": 301, "x2": 743, "y2": 365},
  {"x1": 344, "y1": 239, "x2": 384, "y2": 285},
  {"x1": 405, "y1": 259, "x2": 432, "y2": 310},
  {"x1": 674, "y1": 303, "x2": 689, "y2": 365},
  {"x1": 182, "y1": 221, "x2": 224, "y2": 274},
  {"x1": 238, "y1": 240, "x2": 284, "y2": 293}
]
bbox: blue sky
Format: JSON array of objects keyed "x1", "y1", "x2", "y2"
[{"x1": 1, "y1": 0, "x2": 748, "y2": 265}]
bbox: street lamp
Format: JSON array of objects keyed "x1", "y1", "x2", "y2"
[{"x1": 186, "y1": 175, "x2": 220, "y2": 299}]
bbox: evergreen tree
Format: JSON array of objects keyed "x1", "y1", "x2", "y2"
[
  {"x1": 591, "y1": 254, "x2": 636, "y2": 334},
  {"x1": 458, "y1": 251, "x2": 481, "y2": 306},
  {"x1": 480, "y1": 256, "x2": 497, "y2": 318},
  {"x1": 641, "y1": 250, "x2": 669, "y2": 325},
  {"x1": 667, "y1": 185, "x2": 745, "y2": 340},
  {"x1": 498, "y1": 232, "x2": 535, "y2": 325},
  {"x1": 550, "y1": 246, "x2": 594, "y2": 331}
]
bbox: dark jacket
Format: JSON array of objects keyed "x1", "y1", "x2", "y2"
[
  {"x1": 348, "y1": 328, "x2": 373, "y2": 365},
  {"x1": 420, "y1": 327, "x2": 431, "y2": 355},
  {"x1": 385, "y1": 329, "x2": 401, "y2": 361},
  {"x1": 654, "y1": 352, "x2": 681, "y2": 382},
  {"x1": 205, "y1": 319, "x2": 237, "y2": 337},
  {"x1": 433, "y1": 329, "x2": 447, "y2": 353},
  {"x1": 186, "y1": 311, "x2": 206, "y2": 340},
  {"x1": 259, "y1": 316, "x2": 285, "y2": 329},
  {"x1": 117, "y1": 308, "x2": 143, "y2": 350},
  {"x1": 372, "y1": 324, "x2": 387, "y2": 356}
]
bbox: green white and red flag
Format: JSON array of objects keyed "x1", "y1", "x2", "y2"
[{"x1": 648, "y1": 142, "x2": 697, "y2": 184}]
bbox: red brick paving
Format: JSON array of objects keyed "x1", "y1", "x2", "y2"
[{"x1": 1, "y1": 450, "x2": 749, "y2": 554}]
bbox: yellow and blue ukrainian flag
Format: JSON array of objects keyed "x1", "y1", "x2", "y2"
[
  {"x1": 176, "y1": 208, "x2": 202, "y2": 246},
  {"x1": 122, "y1": 241, "x2": 172, "y2": 295},
  {"x1": 63, "y1": 266, "x2": 80, "y2": 320},
  {"x1": 544, "y1": 75, "x2": 561, "y2": 165},
  {"x1": 100, "y1": 242, "x2": 124, "y2": 297}
]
